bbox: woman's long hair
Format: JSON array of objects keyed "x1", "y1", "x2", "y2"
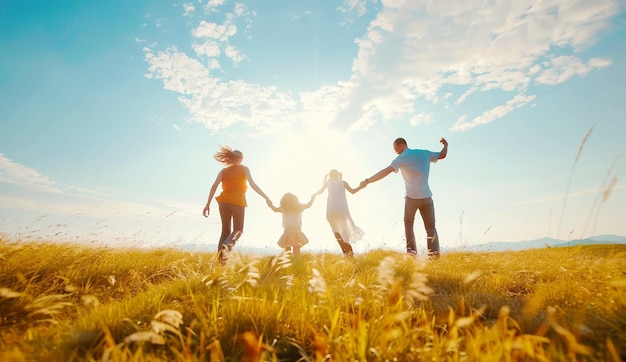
[{"x1": 214, "y1": 145, "x2": 243, "y2": 166}]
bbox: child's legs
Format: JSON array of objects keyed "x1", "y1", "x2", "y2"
[
  {"x1": 292, "y1": 245, "x2": 301, "y2": 255},
  {"x1": 334, "y1": 232, "x2": 353, "y2": 256}
]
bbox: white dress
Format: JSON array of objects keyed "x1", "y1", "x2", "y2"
[
  {"x1": 277, "y1": 212, "x2": 309, "y2": 248},
  {"x1": 326, "y1": 180, "x2": 364, "y2": 244}
]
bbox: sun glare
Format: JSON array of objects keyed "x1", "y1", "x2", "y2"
[
  {"x1": 255, "y1": 128, "x2": 370, "y2": 250},
  {"x1": 260, "y1": 129, "x2": 365, "y2": 199}
]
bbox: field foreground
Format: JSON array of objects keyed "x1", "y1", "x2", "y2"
[{"x1": 0, "y1": 240, "x2": 625, "y2": 361}]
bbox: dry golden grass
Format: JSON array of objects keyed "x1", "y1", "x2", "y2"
[{"x1": 0, "y1": 239, "x2": 625, "y2": 361}]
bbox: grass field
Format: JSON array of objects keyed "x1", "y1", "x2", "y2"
[{"x1": 1, "y1": 239, "x2": 625, "y2": 361}]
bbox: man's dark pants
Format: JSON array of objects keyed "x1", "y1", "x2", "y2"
[{"x1": 404, "y1": 196, "x2": 439, "y2": 256}]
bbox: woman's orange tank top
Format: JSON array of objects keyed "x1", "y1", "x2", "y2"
[{"x1": 215, "y1": 165, "x2": 248, "y2": 207}]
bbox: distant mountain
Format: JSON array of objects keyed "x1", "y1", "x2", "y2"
[
  {"x1": 587, "y1": 234, "x2": 626, "y2": 243},
  {"x1": 173, "y1": 235, "x2": 626, "y2": 255},
  {"x1": 457, "y1": 235, "x2": 626, "y2": 252}
]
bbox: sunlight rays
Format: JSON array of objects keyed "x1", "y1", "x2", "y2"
[{"x1": 256, "y1": 127, "x2": 370, "y2": 251}]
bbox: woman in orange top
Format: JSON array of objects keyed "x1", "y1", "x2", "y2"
[{"x1": 202, "y1": 146, "x2": 271, "y2": 262}]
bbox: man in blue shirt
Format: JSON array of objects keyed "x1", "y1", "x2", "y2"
[{"x1": 359, "y1": 137, "x2": 448, "y2": 257}]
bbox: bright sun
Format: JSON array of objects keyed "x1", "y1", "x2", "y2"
[
  {"x1": 259, "y1": 128, "x2": 365, "y2": 200},
  {"x1": 254, "y1": 127, "x2": 372, "y2": 250}
]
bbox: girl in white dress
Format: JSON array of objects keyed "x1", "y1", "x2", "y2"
[
  {"x1": 267, "y1": 193, "x2": 316, "y2": 255},
  {"x1": 314, "y1": 169, "x2": 364, "y2": 256}
]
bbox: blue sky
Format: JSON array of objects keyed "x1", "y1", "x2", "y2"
[{"x1": 1, "y1": 0, "x2": 625, "y2": 254}]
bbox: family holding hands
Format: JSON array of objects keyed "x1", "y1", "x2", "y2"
[{"x1": 203, "y1": 137, "x2": 448, "y2": 263}]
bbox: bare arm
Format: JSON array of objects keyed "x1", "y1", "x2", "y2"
[
  {"x1": 267, "y1": 201, "x2": 281, "y2": 212},
  {"x1": 244, "y1": 166, "x2": 271, "y2": 202},
  {"x1": 359, "y1": 166, "x2": 394, "y2": 189},
  {"x1": 203, "y1": 171, "x2": 223, "y2": 217},
  {"x1": 439, "y1": 137, "x2": 448, "y2": 159},
  {"x1": 343, "y1": 181, "x2": 362, "y2": 194},
  {"x1": 301, "y1": 194, "x2": 316, "y2": 210},
  {"x1": 313, "y1": 179, "x2": 328, "y2": 196}
]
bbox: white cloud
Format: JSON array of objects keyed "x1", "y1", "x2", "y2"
[
  {"x1": 341, "y1": 0, "x2": 618, "y2": 130},
  {"x1": 0, "y1": 155, "x2": 186, "y2": 229},
  {"x1": 455, "y1": 87, "x2": 477, "y2": 105},
  {"x1": 208, "y1": 0, "x2": 226, "y2": 8},
  {"x1": 144, "y1": 47, "x2": 211, "y2": 94},
  {"x1": 144, "y1": 0, "x2": 619, "y2": 134},
  {"x1": 192, "y1": 39, "x2": 221, "y2": 57},
  {"x1": 299, "y1": 83, "x2": 353, "y2": 128},
  {"x1": 144, "y1": 47, "x2": 298, "y2": 131},
  {"x1": 182, "y1": 3, "x2": 195, "y2": 17},
  {"x1": 0, "y1": 194, "x2": 177, "y2": 220},
  {"x1": 409, "y1": 113, "x2": 433, "y2": 126},
  {"x1": 232, "y1": 3, "x2": 246, "y2": 17},
  {"x1": 535, "y1": 56, "x2": 612, "y2": 85},
  {"x1": 0, "y1": 156, "x2": 113, "y2": 199},
  {"x1": 338, "y1": 0, "x2": 370, "y2": 18},
  {"x1": 451, "y1": 93, "x2": 536, "y2": 131},
  {"x1": 189, "y1": 16, "x2": 245, "y2": 66},
  {"x1": 192, "y1": 21, "x2": 237, "y2": 40},
  {"x1": 588, "y1": 57, "x2": 612, "y2": 68},
  {"x1": 0, "y1": 153, "x2": 52, "y2": 185},
  {"x1": 528, "y1": 64, "x2": 542, "y2": 75},
  {"x1": 207, "y1": 58, "x2": 221, "y2": 70},
  {"x1": 224, "y1": 45, "x2": 243, "y2": 64},
  {"x1": 0, "y1": 151, "x2": 205, "y2": 249}
]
